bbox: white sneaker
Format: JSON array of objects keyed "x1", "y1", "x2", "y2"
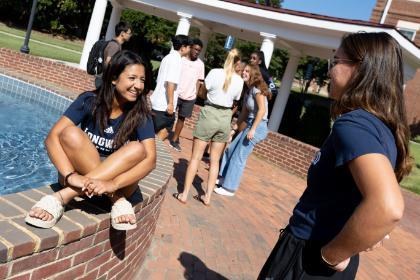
[{"x1": 214, "y1": 187, "x2": 235, "y2": 196}]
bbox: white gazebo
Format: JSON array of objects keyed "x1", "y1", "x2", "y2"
[{"x1": 79, "y1": 0, "x2": 420, "y2": 132}]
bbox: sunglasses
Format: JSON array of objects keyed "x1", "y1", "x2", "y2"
[{"x1": 328, "y1": 57, "x2": 359, "y2": 71}]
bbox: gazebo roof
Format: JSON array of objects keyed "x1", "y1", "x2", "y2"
[{"x1": 117, "y1": 0, "x2": 420, "y2": 78}]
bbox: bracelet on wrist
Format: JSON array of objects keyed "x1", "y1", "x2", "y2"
[
  {"x1": 320, "y1": 247, "x2": 338, "y2": 268},
  {"x1": 64, "y1": 171, "x2": 77, "y2": 187}
]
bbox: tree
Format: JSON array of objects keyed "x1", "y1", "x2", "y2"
[
  {"x1": 36, "y1": 0, "x2": 95, "y2": 37},
  {"x1": 246, "y1": 0, "x2": 284, "y2": 8},
  {"x1": 296, "y1": 56, "x2": 329, "y2": 94}
]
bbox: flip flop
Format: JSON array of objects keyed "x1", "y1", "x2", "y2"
[
  {"x1": 193, "y1": 194, "x2": 210, "y2": 207},
  {"x1": 111, "y1": 199, "x2": 137, "y2": 231},
  {"x1": 173, "y1": 193, "x2": 187, "y2": 204},
  {"x1": 25, "y1": 195, "x2": 64, "y2": 228}
]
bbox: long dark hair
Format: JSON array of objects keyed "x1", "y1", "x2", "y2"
[
  {"x1": 331, "y1": 32, "x2": 412, "y2": 181},
  {"x1": 93, "y1": 50, "x2": 151, "y2": 149},
  {"x1": 246, "y1": 64, "x2": 271, "y2": 100}
]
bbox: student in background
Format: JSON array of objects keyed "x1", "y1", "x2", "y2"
[
  {"x1": 95, "y1": 22, "x2": 132, "y2": 88},
  {"x1": 249, "y1": 50, "x2": 278, "y2": 117},
  {"x1": 169, "y1": 38, "x2": 205, "y2": 152},
  {"x1": 173, "y1": 49, "x2": 243, "y2": 206},
  {"x1": 150, "y1": 35, "x2": 191, "y2": 141},
  {"x1": 215, "y1": 64, "x2": 271, "y2": 196}
]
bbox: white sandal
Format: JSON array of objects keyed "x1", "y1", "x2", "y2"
[
  {"x1": 25, "y1": 195, "x2": 64, "y2": 228},
  {"x1": 111, "y1": 199, "x2": 137, "y2": 231}
]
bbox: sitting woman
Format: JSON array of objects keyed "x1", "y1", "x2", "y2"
[
  {"x1": 25, "y1": 50, "x2": 156, "y2": 230},
  {"x1": 215, "y1": 64, "x2": 271, "y2": 196}
]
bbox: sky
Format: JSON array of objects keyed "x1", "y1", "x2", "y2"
[{"x1": 282, "y1": 0, "x2": 378, "y2": 21}]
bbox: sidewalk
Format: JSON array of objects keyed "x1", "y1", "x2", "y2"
[{"x1": 136, "y1": 127, "x2": 420, "y2": 280}]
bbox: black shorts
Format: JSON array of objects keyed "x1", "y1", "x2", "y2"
[
  {"x1": 258, "y1": 228, "x2": 359, "y2": 280},
  {"x1": 177, "y1": 98, "x2": 196, "y2": 118},
  {"x1": 152, "y1": 109, "x2": 175, "y2": 133}
]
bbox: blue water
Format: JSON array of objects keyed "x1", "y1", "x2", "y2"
[{"x1": 0, "y1": 93, "x2": 61, "y2": 194}]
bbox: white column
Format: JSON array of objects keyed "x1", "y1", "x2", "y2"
[
  {"x1": 175, "y1": 12, "x2": 192, "y2": 35},
  {"x1": 260, "y1": 32, "x2": 276, "y2": 68},
  {"x1": 380, "y1": 0, "x2": 393, "y2": 24},
  {"x1": 105, "y1": 4, "x2": 122, "y2": 40},
  {"x1": 79, "y1": 0, "x2": 108, "y2": 70},
  {"x1": 199, "y1": 30, "x2": 211, "y2": 60},
  {"x1": 268, "y1": 55, "x2": 300, "y2": 132}
]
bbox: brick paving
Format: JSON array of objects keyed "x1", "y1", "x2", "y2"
[{"x1": 136, "y1": 128, "x2": 420, "y2": 280}]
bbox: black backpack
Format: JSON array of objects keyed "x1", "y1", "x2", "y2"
[{"x1": 86, "y1": 39, "x2": 114, "y2": 75}]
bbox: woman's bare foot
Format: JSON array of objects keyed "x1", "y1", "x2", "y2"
[
  {"x1": 193, "y1": 194, "x2": 210, "y2": 206},
  {"x1": 173, "y1": 193, "x2": 187, "y2": 204},
  {"x1": 67, "y1": 173, "x2": 89, "y2": 189},
  {"x1": 28, "y1": 193, "x2": 64, "y2": 221}
]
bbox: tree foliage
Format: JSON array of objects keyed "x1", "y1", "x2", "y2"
[
  {"x1": 244, "y1": 0, "x2": 284, "y2": 8},
  {"x1": 0, "y1": 0, "x2": 95, "y2": 38},
  {"x1": 204, "y1": 33, "x2": 289, "y2": 79},
  {"x1": 0, "y1": 1, "x2": 329, "y2": 87},
  {"x1": 296, "y1": 56, "x2": 329, "y2": 93},
  {"x1": 36, "y1": 0, "x2": 95, "y2": 36}
]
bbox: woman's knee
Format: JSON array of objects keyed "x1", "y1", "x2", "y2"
[
  {"x1": 124, "y1": 141, "x2": 146, "y2": 163},
  {"x1": 59, "y1": 126, "x2": 86, "y2": 150}
]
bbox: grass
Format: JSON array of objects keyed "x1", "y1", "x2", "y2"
[
  {"x1": 0, "y1": 22, "x2": 83, "y2": 63},
  {"x1": 401, "y1": 142, "x2": 420, "y2": 194}
]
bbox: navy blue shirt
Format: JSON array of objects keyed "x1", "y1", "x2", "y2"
[
  {"x1": 64, "y1": 92, "x2": 155, "y2": 156},
  {"x1": 289, "y1": 109, "x2": 397, "y2": 243}
]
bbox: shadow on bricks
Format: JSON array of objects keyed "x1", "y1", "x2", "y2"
[
  {"x1": 178, "y1": 252, "x2": 228, "y2": 280},
  {"x1": 53, "y1": 182, "x2": 145, "y2": 214},
  {"x1": 173, "y1": 158, "x2": 205, "y2": 196},
  {"x1": 110, "y1": 228, "x2": 126, "y2": 260}
]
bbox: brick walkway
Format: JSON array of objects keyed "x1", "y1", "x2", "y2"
[{"x1": 136, "y1": 128, "x2": 420, "y2": 280}]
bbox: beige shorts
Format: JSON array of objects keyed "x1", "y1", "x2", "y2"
[{"x1": 193, "y1": 105, "x2": 232, "y2": 143}]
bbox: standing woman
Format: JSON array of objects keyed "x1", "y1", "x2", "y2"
[
  {"x1": 215, "y1": 64, "x2": 271, "y2": 196},
  {"x1": 249, "y1": 50, "x2": 278, "y2": 116},
  {"x1": 258, "y1": 32, "x2": 411, "y2": 279},
  {"x1": 25, "y1": 50, "x2": 156, "y2": 230},
  {"x1": 173, "y1": 49, "x2": 243, "y2": 205}
]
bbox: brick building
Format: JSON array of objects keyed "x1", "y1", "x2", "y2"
[{"x1": 371, "y1": 0, "x2": 420, "y2": 136}]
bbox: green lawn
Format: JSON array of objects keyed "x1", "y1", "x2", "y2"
[
  {"x1": 0, "y1": 22, "x2": 82, "y2": 63},
  {"x1": 401, "y1": 142, "x2": 420, "y2": 194}
]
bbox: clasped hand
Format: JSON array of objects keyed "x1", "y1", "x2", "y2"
[
  {"x1": 82, "y1": 179, "x2": 116, "y2": 198},
  {"x1": 66, "y1": 173, "x2": 116, "y2": 197}
]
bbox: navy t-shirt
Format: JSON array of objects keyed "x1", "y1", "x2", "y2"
[
  {"x1": 63, "y1": 92, "x2": 155, "y2": 156},
  {"x1": 289, "y1": 109, "x2": 397, "y2": 243}
]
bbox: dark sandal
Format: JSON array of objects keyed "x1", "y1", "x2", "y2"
[
  {"x1": 173, "y1": 193, "x2": 187, "y2": 204},
  {"x1": 193, "y1": 195, "x2": 210, "y2": 207}
]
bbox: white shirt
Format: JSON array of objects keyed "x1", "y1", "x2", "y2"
[
  {"x1": 150, "y1": 50, "x2": 182, "y2": 111},
  {"x1": 205, "y1": 68, "x2": 243, "y2": 108}
]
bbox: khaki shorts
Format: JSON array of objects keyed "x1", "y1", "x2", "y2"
[{"x1": 193, "y1": 105, "x2": 232, "y2": 143}]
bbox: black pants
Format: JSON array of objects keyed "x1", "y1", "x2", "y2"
[{"x1": 258, "y1": 228, "x2": 359, "y2": 280}]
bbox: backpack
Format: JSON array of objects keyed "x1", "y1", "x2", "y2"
[{"x1": 86, "y1": 39, "x2": 112, "y2": 75}]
